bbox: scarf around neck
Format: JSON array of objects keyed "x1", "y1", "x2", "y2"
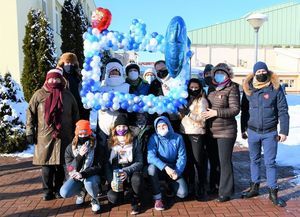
[
  {"x1": 252, "y1": 76, "x2": 271, "y2": 90},
  {"x1": 44, "y1": 81, "x2": 65, "y2": 138}
]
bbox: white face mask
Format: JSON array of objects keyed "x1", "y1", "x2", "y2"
[
  {"x1": 157, "y1": 127, "x2": 169, "y2": 137},
  {"x1": 128, "y1": 70, "x2": 139, "y2": 80},
  {"x1": 145, "y1": 75, "x2": 155, "y2": 84},
  {"x1": 106, "y1": 76, "x2": 125, "y2": 87}
]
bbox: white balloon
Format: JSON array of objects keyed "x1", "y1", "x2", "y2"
[{"x1": 92, "y1": 28, "x2": 100, "y2": 36}]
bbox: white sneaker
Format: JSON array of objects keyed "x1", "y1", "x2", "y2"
[
  {"x1": 91, "y1": 198, "x2": 100, "y2": 213},
  {"x1": 75, "y1": 195, "x2": 85, "y2": 205}
]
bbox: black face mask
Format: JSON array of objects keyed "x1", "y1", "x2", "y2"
[
  {"x1": 255, "y1": 73, "x2": 269, "y2": 82},
  {"x1": 188, "y1": 89, "x2": 201, "y2": 97},
  {"x1": 63, "y1": 65, "x2": 76, "y2": 75},
  {"x1": 204, "y1": 77, "x2": 212, "y2": 85},
  {"x1": 157, "y1": 69, "x2": 168, "y2": 79},
  {"x1": 78, "y1": 137, "x2": 89, "y2": 145}
]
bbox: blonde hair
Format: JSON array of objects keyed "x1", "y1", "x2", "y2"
[{"x1": 108, "y1": 127, "x2": 133, "y2": 147}]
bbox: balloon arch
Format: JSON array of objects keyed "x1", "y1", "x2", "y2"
[{"x1": 80, "y1": 7, "x2": 193, "y2": 115}]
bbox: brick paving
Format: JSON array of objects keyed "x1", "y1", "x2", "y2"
[{"x1": 0, "y1": 145, "x2": 299, "y2": 217}]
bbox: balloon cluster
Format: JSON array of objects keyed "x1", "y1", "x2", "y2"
[{"x1": 81, "y1": 14, "x2": 191, "y2": 114}]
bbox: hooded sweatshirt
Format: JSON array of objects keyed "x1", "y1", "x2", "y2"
[{"x1": 147, "y1": 116, "x2": 187, "y2": 176}]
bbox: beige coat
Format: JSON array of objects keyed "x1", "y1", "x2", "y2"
[
  {"x1": 180, "y1": 97, "x2": 208, "y2": 135},
  {"x1": 26, "y1": 87, "x2": 79, "y2": 165}
]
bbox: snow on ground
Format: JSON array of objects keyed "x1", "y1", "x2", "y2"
[{"x1": 2, "y1": 94, "x2": 300, "y2": 176}]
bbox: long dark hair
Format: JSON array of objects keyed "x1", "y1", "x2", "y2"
[{"x1": 188, "y1": 78, "x2": 204, "y2": 101}]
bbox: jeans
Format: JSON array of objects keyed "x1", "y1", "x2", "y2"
[
  {"x1": 107, "y1": 172, "x2": 143, "y2": 204},
  {"x1": 247, "y1": 129, "x2": 278, "y2": 188},
  {"x1": 148, "y1": 164, "x2": 188, "y2": 200},
  {"x1": 42, "y1": 165, "x2": 65, "y2": 195},
  {"x1": 216, "y1": 137, "x2": 236, "y2": 197},
  {"x1": 60, "y1": 175, "x2": 100, "y2": 199}
]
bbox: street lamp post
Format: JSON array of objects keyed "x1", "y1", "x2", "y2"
[{"x1": 246, "y1": 13, "x2": 268, "y2": 63}]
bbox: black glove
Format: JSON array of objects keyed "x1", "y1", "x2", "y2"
[{"x1": 26, "y1": 135, "x2": 35, "y2": 145}]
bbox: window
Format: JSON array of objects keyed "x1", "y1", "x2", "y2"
[
  {"x1": 42, "y1": 0, "x2": 47, "y2": 16},
  {"x1": 281, "y1": 79, "x2": 295, "y2": 88}
]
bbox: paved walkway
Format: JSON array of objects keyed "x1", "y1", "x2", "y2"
[{"x1": 0, "y1": 145, "x2": 299, "y2": 217}]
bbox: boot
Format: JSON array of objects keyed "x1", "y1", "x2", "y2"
[
  {"x1": 268, "y1": 187, "x2": 286, "y2": 207},
  {"x1": 241, "y1": 182, "x2": 259, "y2": 198}
]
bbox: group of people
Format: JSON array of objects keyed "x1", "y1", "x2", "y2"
[{"x1": 26, "y1": 52, "x2": 290, "y2": 215}]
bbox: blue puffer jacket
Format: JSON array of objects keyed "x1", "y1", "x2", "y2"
[
  {"x1": 147, "y1": 116, "x2": 187, "y2": 176},
  {"x1": 241, "y1": 73, "x2": 289, "y2": 135},
  {"x1": 126, "y1": 77, "x2": 150, "y2": 96}
]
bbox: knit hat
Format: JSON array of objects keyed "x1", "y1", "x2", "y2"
[
  {"x1": 125, "y1": 63, "x2": 140, "y2": 76},
  {"x1": 114, "y1": 114, "x2": 129, "y2": 127},
  {"x1": 75, "y1": 120, "x2": 92, "y2": 136},
  {"x1": 105, "y1": 58, "x2": 124, "y2": 76},
  {"x1": 203, "y1": 64, "x2": 214, "y2": 75},
  {"x1": 253, "y1": 61, "x2": 268, "y2": 74}
]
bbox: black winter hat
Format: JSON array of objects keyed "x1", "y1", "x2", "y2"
[
  {"x1": 203, "y1": 64, "x2": 214, "y2": 75},
  {"x1": 114, "y1": 114, "x2": 129, "y2": 127},
  {"x1": 125, "y1": 63, "x2": 140, "y2": 75}
]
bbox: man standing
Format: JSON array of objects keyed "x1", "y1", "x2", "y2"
[{"x1": 241, "y1": 61, "x2": 289, "y2": 207}]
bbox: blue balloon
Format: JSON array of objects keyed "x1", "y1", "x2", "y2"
[
  {"x1": 151, "y1": 32, "x2": 158, "y2": 38},
  {"x1": 132, "y1": 19, "x2": 139, "y2": 25},
  {"x1": 121, "y1": 101, "x2": 129, "y2": 109},
  {"x1": 165, "y1": 16, "x2": 187, "y2": 78},
  {"x1": 102, "y1": 29, "x2": 109, "y2": 35}
]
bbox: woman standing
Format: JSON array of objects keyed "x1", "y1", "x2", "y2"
[
  {"x1": 180, "y1": 78, "x2": 208, "y2": 200},
  {"x1": 202, "y1": 63, "x2": 240, "y2": 202}
]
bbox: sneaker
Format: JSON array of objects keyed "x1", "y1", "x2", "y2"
[
  {"x1": 130, "y1": 197, "x2": 140, "y2": 215},
  {"x1": 91, "y1": 198, "x2": 101, "y2": 213},
  {"x1": 75, "y1": 191, "x2": 86, "y2": 205},
  {"x1": 154, "y1": 199, "x2": 165, "y2": 211}
]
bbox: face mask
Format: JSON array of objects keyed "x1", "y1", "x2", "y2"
[
  {"x1": 204, "y1": 77, "x2": 212, "y2": 85},
  {"x1": 157, "y1": 127, "x2": 169, "y2": 137},
  {"x1": 106, "y1": 76, "x2": 125, "y2": 87},
  {"x1": 145, "y1": 75, "x2": 155, "y2": 84},
  {"x1": 157, "y1": 69, "x2": 168, "y2": 79},
  {"x1": 214, "y1": 73, "x2": 226, "y2": 83},
  {"x1": 188, "y1": 89, "x2": 201, "y2": 97},
  {"x1": 128, "y1": 70, "x2": 139, "y2": 80},
  {"x1": 63, "y1": 65, "x2": 76, "y2": 74},
  {"x1": 116, "y1": 129, "x2": 128, "y2": 136},
  {"x1": 78, "y1": 137, "x2": 89, "y2": 145},
  {"x1": 255, "y1": 73, "x2": 269, "y2": 82}
]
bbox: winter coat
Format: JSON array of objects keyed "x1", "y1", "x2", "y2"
[
  {"x1": 107, "y1": 138, "x2": 143, "y2": 181},
  {"x1": 206, "y1": 81, "x2": 240, "y2": 138},
  {"x1": 241, "y1": 72, "x2": 289, "y2": 135},
  {"x1": 147, "y1": 116, "x2": 187, "y2": 176},
  {"x1": 64, "y1": 139, "x2": 106, "y2": 179},
  {"x1": 148, "y1": 78, "x2": 163, "y2": 96},
  {"x1": 180, "y1": 97, "x2": 209, "y2": 135},
  {"x1": 126, "y1": 77, "x2": 150, "y2": 96},
  {"x1": 26, "y1": 87, "x2": 79, "y2": 165}
]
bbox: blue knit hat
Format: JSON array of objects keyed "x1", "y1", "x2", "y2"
[{"x1": 253, "y1": 61, "x2": 268, "y2": 74}]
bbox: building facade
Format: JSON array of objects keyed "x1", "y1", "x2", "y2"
[
  {"x1": 0, "y1": 0, "x2": 96, "y2": 83},
  {"x1": 188, "y1": 2, "x2": 300, "y2": 93}
]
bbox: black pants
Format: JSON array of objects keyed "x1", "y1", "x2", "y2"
[
  {"x1": 215, "y1": 137, "x2": 236, "y2": 197},
  {"x1": 107, "y1": 172, "x2": 143, "y2": 204},
  {"x1": 42, "y1": 165, "x2": 65, "y2": 195},
  {"x1": 205, "y1": 134, "x2": 220, "y2": 191},
  {"x1": 183, "y1": 134, "x2": 207, "y2": 192}
]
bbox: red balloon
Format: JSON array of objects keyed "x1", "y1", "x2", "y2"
[{"x1": 91, "y1": 7, "x2": 112, "y2": 32}]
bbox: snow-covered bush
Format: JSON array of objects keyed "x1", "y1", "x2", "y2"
[{"x1": 0, "y1": 73, "x2": 28, "y2": 153}]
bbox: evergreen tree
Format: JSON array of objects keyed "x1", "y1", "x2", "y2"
[
  {"x1": 0, "y1": 73, "x2": 27, "y2": 153},
  {"x1": 37, "y1": 11, "x2": 56, "y2": 84},
  {"x1": 60, "y1": 0, "x2": 76, "y2": 53},
  {"x1": 21, "y1": 9, "x2": 56, "y2": 102},
  {"x1": 21, "y1": 9, "x2": 41, "y2": 102},
  {"x1": 74, "y1": 1, "x2": 89, "y2": 67}
]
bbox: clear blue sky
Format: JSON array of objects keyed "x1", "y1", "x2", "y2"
[{"x1": 94, "y1": 0, "x2": 296, "y2": 61}]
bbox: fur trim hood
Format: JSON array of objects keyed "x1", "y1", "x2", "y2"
[{"x1": 243, "y1": 71, "x2": 280, "y2": 96}]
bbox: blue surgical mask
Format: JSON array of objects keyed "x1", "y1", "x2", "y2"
[{"x1": 214, "y1": 73, "x2": 226, "y2": 83}]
